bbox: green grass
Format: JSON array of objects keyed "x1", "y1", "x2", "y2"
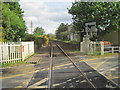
[
  {"x1": 54, "y1": 39, "x2": 79, "y2": 44},
  {"x1": 101, "y1": 52, "x2": 118, "y2": 56},
  {"x1": 74, "y1": 50, "x2": 80, "y2": 53},
  {"x1": 90, "y1": 52, "x2": 118, "y2": 58},
  {"x1": 63, "y1": 40, "x2": 79, "y2": 44},
  {"x1": 87, "y1": 51, "x2": 101, "y2": 56},
  {"x1": 1, "y1": 54, "x2": 35, "y2": 68},
  {"x1": 1, "y1": 61, "x2": 26, "y2": 68}
]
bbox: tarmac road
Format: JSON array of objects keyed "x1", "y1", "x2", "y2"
[
  {"x1": 27, "y1": 53, "x2": 119, "y2": 88},
  {"x1": 1, "y1": 53, "x2": 119, "y2": 89},
  {"x1": 84, "y1": 55, "x2": 119, "y2": 85}
]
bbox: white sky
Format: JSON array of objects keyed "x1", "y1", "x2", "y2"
[{"x1": 19, "y1": 0, "x2": 74, "y2": 34}]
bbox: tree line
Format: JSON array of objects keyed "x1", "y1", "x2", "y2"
[
  {"x1": 2, "y1": 1, "x2": 26, "y2": 41},
  {"x1": 1, "y1": 1, "x2": 55, "y2": 48},
  {"x1": 56, "y1": 2, "x2": 120, "y2": 42},
  {"x1": 1, "y1": 1, "x2": 57, "y2": 52}
]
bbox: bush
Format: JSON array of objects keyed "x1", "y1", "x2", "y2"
[
  {"x1": 37, "y1": 35, "x2": 49, "y2": 45},
  {"x1": 23, "y1": 34, "x2": 36, "y2": 41},
  {"x1": 23, "y1": 34, "x2": 49, "y2": 49}
]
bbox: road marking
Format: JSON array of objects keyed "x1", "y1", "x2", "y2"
[
  {"x1": 81, "y1": 58, "x2": 98, "y2": 61},
  {"x1": 90, "y1": 62, "x2": 102, "y2": 65},
  {"x1": 15, "y1": 86, "x2": 23, "y2": 88},
  {"x1": 1, "y1": 58, "x2": 96, "y2": 79},
  {"x1": 28, "y1": 79, "x2": 61, "y2": 88},
  {"x1": 94, "y1": 59, "x2": 110, "y2": 69},
  {"x1": 1, "y1": 71, "x2": 35, "y2": 79},
  {"x1": 28, "y1": 83, "x2": 61, "y2": 88},
  {"x1": 54, "y1": 63, "x2": 72, "y2": 68},
  {"x1": 83, "y1": 57, "x2": 119, "y2": 86},
  {"x1": 28, "y1": 78, "x2": 48, "y2": 88},
  {"x1": 111, "y1": 76, "x2": 120, "y2": 79},
  {"x1": 107, "y1": 71, "x2": 119, "y2": 80},
  {"x1": 110, "y1": 68, "x2": 117, "y2": 71},
  {"x1": 29, "y1": 85, "x2": 48, "y2": 88},
  {"x1": 107, "y1": 72, "x2": 113, "y2": 79},
  {"x1": 1, "y1": 58, "x2": 108, "y2": 80},
  {"x1": 81, "y1": 56, "x2": 115, "y2": 62}
]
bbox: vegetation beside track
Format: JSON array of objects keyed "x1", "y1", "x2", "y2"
[{"x1": 85, "y1": 52, "x2": 118, "y2": 59}]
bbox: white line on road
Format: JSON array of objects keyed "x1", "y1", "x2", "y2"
[{"x1": 28, "y1": 78, "x2": 48, "y2": 88}]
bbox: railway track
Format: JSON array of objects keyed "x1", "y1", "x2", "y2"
[{"x1": 27, "y1": 41, "x2": 120, "y2": 89}]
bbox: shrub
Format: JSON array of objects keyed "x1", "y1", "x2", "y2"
[{"x1": 37, "y1": 35, "x2": 49, "y2": 45}]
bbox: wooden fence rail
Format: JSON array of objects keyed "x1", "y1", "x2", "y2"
[
  {"x1": 104, "y1": 46, "x2": 120, "y2": 53},
  {"x1": 80, "y1": 41, "x2": 120, "y2": 55},
  {"x1": 0, "y1": 42, "x2": 34, "y2": 64}
]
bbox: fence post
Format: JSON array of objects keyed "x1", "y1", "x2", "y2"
[
  {"x1": 80, "y1": 42, "x2": 83, "y2": 52},
  {"x1": 111, "y1": 47, "x2": 114, "y2": 53},
  {"x1": 21, "y1": 42, "x2": 24, "y2": 61},
  {"x1": 0, "y1": 42, "x2": 3, "y2": 63},
  {"x1": 118, "y1": 47, "x2": 120, "y2": 53},
  {"x1": 33, "y1": 42, "x2": 34, "y2": 54},
  {"x1": 94, "y1": 42, "x2": 96, "y2": 53},
  {"x1": 100, "y1": 42, "x2": 104, "y2": 55},
  {"x1": 28, "y1": 43, "x2": 30, "y2": 56}
]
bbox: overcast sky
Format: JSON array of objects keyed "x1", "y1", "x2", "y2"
[{"x1": 19, "y1": 0, "x2": 74, "y2": 34}]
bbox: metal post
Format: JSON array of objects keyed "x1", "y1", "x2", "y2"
[{"x1": 48, "y1": 43, "x2": 53, "y2": 89}]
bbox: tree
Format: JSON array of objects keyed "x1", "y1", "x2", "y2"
[
  {"x1": 55, "y1": 23, "x2": 68, "y2": 40},
  {"x1": 68, "y1": 2, "x2": 120, "y2": 40},
  {"x1": 47, "y1": 33, "x2": 56, "y2": 40},
  {"x1": 2, "y1": 1, "x2": 26, "y2": 41},
  {"x1": 33, "y1": 27, "x2": 45, "y2": 36}
]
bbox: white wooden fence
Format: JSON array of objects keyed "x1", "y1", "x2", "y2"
[
  {"x1": 80, "y1": 41, "x2": 104, "y2": 55},
  {"x1": 0, "y1": 41, "x2": 34, "y2": 64},
  {"x1": 104, "y1": 46, "x2": 120, "y2": 53},
  {"x1": 80, "y1": 41, "x2": 120, "y2": 55}
]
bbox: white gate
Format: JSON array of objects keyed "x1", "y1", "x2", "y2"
[
  {"x1": 0, "y1": 41, "x2": 34, "y2": 64},
  {"x1": 80, "y1": 41, "x2": 104, "y2": 55},
  {"x1": 0, "y1": 42, "x2": 22, "y2": 63}
]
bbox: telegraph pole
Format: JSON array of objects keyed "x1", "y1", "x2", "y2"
[{"x1": 31, "y1": 21, "x2": 33, "y2": 34}]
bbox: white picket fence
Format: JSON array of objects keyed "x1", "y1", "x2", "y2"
[{"x1": 0, "y1": 41, "x2": 34, "y2": 63}]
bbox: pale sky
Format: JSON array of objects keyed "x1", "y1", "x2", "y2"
[{"x1": 19, "y1": 0, "x2": 74, "y2": 34}]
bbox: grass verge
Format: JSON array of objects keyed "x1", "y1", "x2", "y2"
[{"x1": 89, "y1": 52, "x2": 118, "y2": 58}]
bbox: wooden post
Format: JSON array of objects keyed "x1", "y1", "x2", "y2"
[
  {"x1": 111, "y1": 47, "x2": 114, "y2": 53},
  {"x1": 80, "y1": 42, "x2": 83, "y2": 52},
  {"x1": 21, "y1": 42, "x2": 24, "y2": 61},
  {"x1": 100, "y1": 42, "x2": 104, "y2": 55},
  {"x1": 118, "y1": 47, "x2": 120, "y2": 53}
]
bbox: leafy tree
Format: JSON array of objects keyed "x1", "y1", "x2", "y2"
[
  {"x1": 33, "y1": 27, "x2": 45, "y2": 36},
  {"x1": 60, "y1": 31, "x2": 68, "y2": 40},
  {"x1": 23, "y1": 34, "x2": 47, "y2": 51},
  {"x1": 2, "y1": 2, "x2": 26, "y2": 41},
  {"x1": 47, "y1": 33, "x2": 56, "y2": 40},
  {"x1": 55, "y1": 23, "x2": 68, "y2": 40},
  {"x1": 0, "y1": 1, "x2": 2, "y2": 42},
  {"x1": 68, "y1": 2, "x2": 120, "y2": 40}
]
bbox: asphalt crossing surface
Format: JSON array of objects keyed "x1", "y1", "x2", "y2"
[{"x1": 27, "y1": 44, "x2": 119, "y2": 89}]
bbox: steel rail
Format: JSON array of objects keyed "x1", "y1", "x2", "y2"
[
  {"x1": 84, "y1": 58, "x2": 120, "y2": 88},
  {"x1": 48, "y1": 43, "x2": 53, "y2": 89},
  {"x1": 56, "y1": 44, "x2": 97, "y2": 90},
  {"x1": 56, "y1": 44, "x2": 120, "y2": 89}
]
